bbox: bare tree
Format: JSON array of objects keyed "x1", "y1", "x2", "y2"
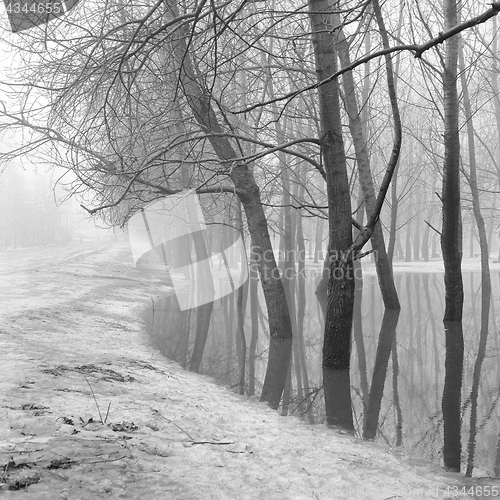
[{"x1": 3, "y1": 0, "x2": 500, "y2": 426}]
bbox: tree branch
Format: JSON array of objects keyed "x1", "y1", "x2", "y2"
[
  {"x1": 346, "y1": 0, "x2": 403, "y2": 258},
  {"x1": 425, "y1": 220, "x2": 442, "y2": 237},
  {"x1": 237, "y1": 2, "x2": 500, "y2": 114},
  {"x1": 81, "y1": 182, "x2": 238, "y2": 215}
]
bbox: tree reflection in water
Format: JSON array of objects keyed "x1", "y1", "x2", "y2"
[
  {"x1": 362, "y1": 309, "x2": 400, "y2": 440},
  {"x1": 442, "y1": 320, "x2": 464, "y2": 472},
  {"x1": 144, "y1": 268, "x2": 500, "y2": 478},
  {"x1": 323, "y1": 368, "x2": 354, "y2": 433}
]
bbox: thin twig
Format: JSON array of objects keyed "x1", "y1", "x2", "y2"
[
  {"x1": 238, "y1": 3, "x2": 500, "y2": 114},
  {"x1": 351, "y1": 218, "x2": 363, "y2": 231},
  {"x1": 104, "y1": 403, "x2": 111, "y2": 424},
  {"x1": 152, "y1": 409, "x2": 194, "y2": 441},
  {"x1": 84, "y1": 376, "x2": 104, "y2": 424},
  {"x1": 354, "y1": 249, "x2": 374, "y2": 261},
  {"x1": 86, "y1": 455, "x2": 128, "y2": 464},
  {"x1": 191, "y1": 441, "x2": 234, "y2": 445},
  {"x1": 425, "y1": 220, "x2": 442, "y2": 236}
]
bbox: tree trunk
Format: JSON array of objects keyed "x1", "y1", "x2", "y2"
[
  {"x1": 295, "y1": 191, "x2": 311, "y2": 412},
  {"x1": 441, "y1": 0, "x2": 464, "y2": 473},
  {"x1": 232, "y1": 178, "x2": 292, "y2": 409},
  {"x1": 248, "y1": 251, "x2": 259, "y2": 396},
  {"x1": 421, "y1": 222, "x2": 430, "y2": 262},
  {"x1": 334, "y1": 20, "x2": 400, "y2": 310},
  {"x1": 314, "y1": 218, "x2": 325, "y2": 263},
  {"x1": 387, "y1": 160, "x2": 399, "y2": 265},
  {"x1": 459, "y1": 41, "x2": 492, "y2": 476},
  {"x1": 362, "y1": 309, "x2": 400, "y2": 440},
  {"x1": 442, "y1": 320, "x2": 464, "y2": 472},
  {"x1": 431, "y1": 232, "x2": 440, "y2": 258},
  {"x1": 413, "y1": 184, "x2": 421, "y2": 261},
  {"x1": 384, "y1": 5, "x2": 404, "y2": 267},
  {"x1": 491, "y1": 20, "x2": 500, "y2": 264},
  {"x1": 491, "y1": 17, "x2": 500, "y2": 201},
  {"x1": 223, "y1": 294, "x2": 234, "y2": 380},
  {"x1": 189, "y1": 230, "x2": 214, "y2": 373},
  {"x1": 270, "y1": 94, "x2": 298, "y2": 412},
  {"x1": 235, "y1": 201, "x2": 247, "y2": 395},
  {"x1": 421, "y1": 180, "x2": 434, "y2": 262},
  {"x1": 405, "y1": 213, "x2": 412, "y2": 262},
  {"x1": 352, "y1": 259, "x2": 369, "y2": 409},
  {"x1": 309, "y1": 0, "x2": 355, "y2": 429},
  {"x1": 166, "y1": 1, "x2": 293, "y2": 407},
  {"x1": 441, "y1": 0, "x2": 464, "y2": 323},
  {"x1": 391, "y1": 335, "x2": 403, "y2": 447}
]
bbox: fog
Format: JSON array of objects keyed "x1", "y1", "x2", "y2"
[
  {"x1": 1, "y1": 0, "x2": 500, "y2": 495},
  {"x1": 0, "y1": 161, "x2": 116, "y2": 250}
]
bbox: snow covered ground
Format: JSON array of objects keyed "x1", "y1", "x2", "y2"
[{"x1": 0, "y1": 242, "x2": 497, "y2": 499}]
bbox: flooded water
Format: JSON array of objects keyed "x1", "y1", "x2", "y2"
[
  {"x1": 357, "y1": 271, "x2": 499, "y2": 478},
  {"x1": 145, "y1": 263, "x2": 500, "y2": 478}
]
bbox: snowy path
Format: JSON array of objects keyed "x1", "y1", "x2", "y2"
[{"x1": 0, "y1": 242, "x2": 496, "y2": 499}]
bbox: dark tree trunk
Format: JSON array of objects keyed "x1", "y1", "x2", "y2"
[
  {"x1": 323, "y1": 368, "x2": 353, "y2": 432},
  {"x1": 441, "y1": 0, "x2": 464, "y2": 323},
  {"x1": 234, "y1": 165, "x2": 292, "y2": 408},
  {"x1": 441, "y1": 0, "x2": 464, "y2": 472},
  {"x1": 309, "y1": 0, "x2": 355, "y2": 430},
  {"x1": 166, "y1": 1, "x2": 293, "y2": 407},
  {"x1": 442, "y1": 321, "x2": 464, "y2": 472}
]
